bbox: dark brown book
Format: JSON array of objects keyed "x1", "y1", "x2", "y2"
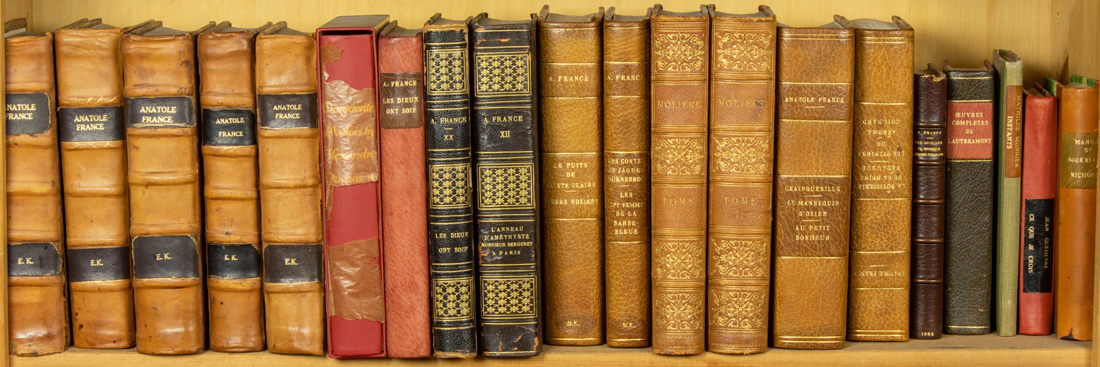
[{"x1": 910, "y1": 65, "x2": 947, "y2": 340}]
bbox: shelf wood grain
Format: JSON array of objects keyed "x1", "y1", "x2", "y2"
[{"x1": 8, "y1": 334, "x2": 1090, "y2": 367}]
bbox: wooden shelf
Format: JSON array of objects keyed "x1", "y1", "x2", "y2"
[{"x1": 9, "y1": 334, "x2": 1089, "y2": 367}]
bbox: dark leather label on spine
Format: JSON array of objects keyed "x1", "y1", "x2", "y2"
[
  {"x1": 1060, "y1": 132, "x2": 1098, "y2": 188},
  {"x1": 1022, "y1": 198, "x2": 1054, "y2": 293},
  {"x1": 263, "y1": 244, "x2": 323, "y2": 283},
  {"x1": 132, "y1": 235, "x2": 200, "y2": 279},
  {"x1": 8, "y1": 242, "x2": 61, "y2": 276},
  {"x1": 258, "y1": 93, "x2": 318, "y2": 129},
  {"x1": 6, "y1": 93, "x2": 51, "y2": 135},
  {"x1": 67, "y1": 246, "x2": 131, "y2": 282},
  {"x1": 915, "y1": 127, "x2": 944, "y2": 162},
  {"x1": 1004, "y1": 85, "x2": 1023, "y2": 178},
  {"x1": 380, "y1": 72, "x2": 424, "y2": 129},
  {"x1": 125, "y1": 96, "x2": 196, "y2": 128},
  {"x1": 208, "y1": 243, "x2": 261, "y2": 279},
  {"x1": 59, "y1": 106, "x2": 125, "y2": 142},
  {"x1": 202, "y1": 109, "x2": 256, "y2": 146}
]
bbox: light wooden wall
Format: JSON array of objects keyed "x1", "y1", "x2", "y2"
[{"x1": 0, "y1": 0, "x2": 1095, "y2": 87}]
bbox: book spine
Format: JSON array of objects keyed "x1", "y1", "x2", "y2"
[
  {"x1": 706, "y1": 14, "x2": 774, "y2": 354},
  {"x1": 423, "y1": 25, "x2": 478, "y2": 358},
  {"x1": 379, "y1": 30, "x2": 431, "y2": 358},
  {"x1": 470, "y1": 21, "x2": 541, "y2": 357},
  {"x1": 539, "y1": 17, "x2": 604, "y2": 346},
  {"x1": 122, "y1": 33, "x2": 205, "y2": 355},
  {"x1": 1018, "y1": 93, "x2": 1056, "y2": 336},
  {"x1": 197, "y1": 31, "x2": 264, "y2": 352},
  {"x1": 255, "y1": 33, "x2": 325, "y2": 356},
  {"x1": 5, "y1": 33, "x2": 68, "y2": 356},
  {"x1": 650, "y1": 12, "x2": 709, "y2": 356},
  {"x1": 943, "y1": 66, "x2": 994, "y2": 335},
  {"x1": 54, "y1": 27, "x2": 135, "y2": 350},
  {"x1": 772, "y1": 27, "x2": 854, "y2": 350},
  {"x1": 1054, "y1": 84, "x2": 1098, "y2": 341},
  {"x1": 993, "y1": 52, "x2": 1023, "y2": 336},
  {"x1": 602, "y1": 17, "x2": 651, "y2": 348},
  {"x1": 848, "y1": 26, "x2": 913, "y2": 342},
  {"x1": 910, "y1": 69, "x2": 946, "y2": 340},
  {"x1": 318, "y1": 30, "x2": 387, "y2": 358}
]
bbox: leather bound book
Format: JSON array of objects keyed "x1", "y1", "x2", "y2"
[
  {"x1": 706, "y1": 5, "x2": 775, "y2": 355},
  {"x1": 772, "y1": 20, "x2": 854, "y2": 350},
  {"x1": 910, "y1": 65, "x2": 946, "y2": 340},
  {"x1": 470, "y1": 14, "x2": 541, "y2": 357},
  {"x1": 255, "y1": 23, "x2": 325, "y2": 355},
  {"x1": 1019, "y1": 85, "x2": 1056, "y2": 336},
  {"x1": 649, "y1": 4, "x2": 709, "y2": 356},
  {"x1": 943, "y1": 61, "x2": 994, "y2": 335},
  {"x1": 197, "y1": 22, "x2": 267, "y2": 352},
  {"x1": 843, "y1": 15, "x2": 913, "y2": 342},
  {"x1": 537, "y1": 6, "x2": 604, "y2": 347},
  {"x1": 55, "y1": 20, "x2": 148, "y2": 350},
  {"x1": 422, "y1": 14, "x2": 477, "y2": 358},
  {"x1": 378, "y1": 22, "x2": 431, "y2": 358},
  {"x1": 992, "y1": 49, "x2": 1023, "y2": 337},
  {"x1": 123, "y1": 22, "x2": 218, "y2": 355},
  {"x1": 603, "y1": 7, "x2": 651, "y2": 349},
  {"x1": 1054, "y1": 80, "x2": 1097, "y2": 341},
  {"x1": 317, "y1": 15, "x2": 390, "y2": 358},
  {"x1": 6, "y1": 26, "x2": 67, "y2": 356}
]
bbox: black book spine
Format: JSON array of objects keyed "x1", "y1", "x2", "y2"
[
  {"x1": 943, "y1": 64, "x2": 995, "y2": 335},
  {"x1": 470, "y1": 18, "x2": 541, "y2": 357},
  {"x1": 424, "y1": 24, "x2": 478, "y2": 358}
]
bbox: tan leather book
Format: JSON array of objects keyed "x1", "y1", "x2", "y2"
[
  {"x1": 255, "y1": 23, "x2": 325, "y2": 355},
  {"x1": 706, "y1": 5, "x2": 775, "y2": 355},
  {"x1": 198, "y1": 21, "x2": 270, "y2": 353},
  {"x1": 537, "y1": 5, "x2": 605, "y2": 346},
  {"x1": 122, "y1": 21, "x2": 218, "y2": 355},
  {"x1": 54, "y1": 19, "x2": 153, "y2": 350},
  {"x1": 841, "y1": 15, "x2": 913, "y2": 342},
  {"x1": 602, "y1": 7, "x2": 651, "y2": 348},
  {"x1": 6, "y1": 21, "x2": 67, "y2": 356},
  {"x1": 772, "y1": 20, "x2": 855, "y2": 350},
  {"x1": 650, "y1": 4, "x2": 709, "y2": 356}
]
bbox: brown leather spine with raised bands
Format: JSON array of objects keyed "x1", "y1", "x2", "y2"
[
  {"x1": 255, "y1": 28, "x2": 325, "y2": 355},
  {"x1": 55, "y1": 25, "x2": 137, "y2": 350},
  {"x1": 122, "y1": 29, "x2": 205, "y2": 355},
  {"x1": 650, "y1": 4, "x2": 709, "y2": 355},
  {"x1": 6, "y1": 31, "x2": 68, "y2": 356},
  {"x1": 603, "y1": 8, "x2": 651, "y2": 348},
  {"x1": 845, "y1": 16, "x2": 913, "y2": 342},
  {"x1": 538, "y1": 7, "x2": 605, "y2": 346},
  {"x1": 772, "y1": 22, "x2": 855, "y2": 350},
  {"x1": 706, "y1": 5, "x2": 775, "y2": 355},
  {"x1": 198, "y1": 28, "x2": 264, "y2": 352},
  {"x1": 910, "y1": 65, "x2": 946, "y2": 340}
]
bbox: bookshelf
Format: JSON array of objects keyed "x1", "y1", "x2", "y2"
[{"x1": 2, "y1": 0, "x2": 1099, "y2": 366}]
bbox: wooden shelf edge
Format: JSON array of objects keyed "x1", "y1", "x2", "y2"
[{"x1": 9, "y1": 334, "x2": 1090, "y2": 367}]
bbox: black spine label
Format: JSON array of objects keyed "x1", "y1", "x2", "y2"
[
  {"x1": 263, "y1": 244, "x2": 323, "y2": 284},
  {"x1": 67, "y1": 246, "x2": 131, "y2": 282},
  {"x1": 6, "y1": 93, "x2": 51, "y2": 135},
  {"x1": 202, "y1": 109, "x2": 256, "y2": 146},
  {"x1": 208, "y1": 243, "x2": 261, "y2": 279},
  {"x1": 8, "y1": 242, "x2": 62, "y2": 276},
  {"x1": 258, "y1": 93, "x2": 318, "y2": 129},
  {"x1": 125, "y1": 96, "x2": 196, "y2": 128},
  {"x1": 59, "y1": 106, "x2": 125, "y2": 142},
  {"x1": 1023, "y1": 198, "x2": 1054, "y2": 293},
  {"x1": 132, "y1": 235, "x2": 200, "y2": 279}
]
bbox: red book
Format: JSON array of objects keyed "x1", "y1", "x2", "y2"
[
  {"x1": 1019, "y1": 85, "x2": 1057, "y2": 335},
  {"x1": 317, "y1": 15, "x2": 391, "y2": 358},
  {"x1": 378, "y1": 23, "x2": 431, "y2": 358}
]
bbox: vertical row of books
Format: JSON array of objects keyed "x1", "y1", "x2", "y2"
[{"x1": 5, "y1": 3, "x2": 1098, "y2": 360}]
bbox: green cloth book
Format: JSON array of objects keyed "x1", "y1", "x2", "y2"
[{"x1": 993, "y1": 49, "x2": 1023, "y2": 336}]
